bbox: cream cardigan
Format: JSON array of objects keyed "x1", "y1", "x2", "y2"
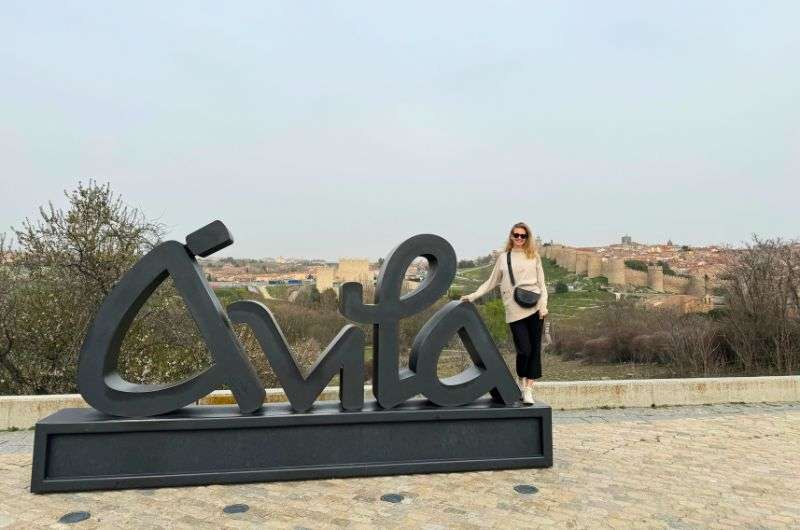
[{"x1": 465, "y1": 249, "x2": 548, "y2": 323}]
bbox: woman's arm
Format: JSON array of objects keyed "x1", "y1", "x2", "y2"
[
  {"x1": 462, "y1": 257, "x2": 503, "y2": 303},
  {"x1": 537, "y1": 257, "x2": 548, "y2": 317}
]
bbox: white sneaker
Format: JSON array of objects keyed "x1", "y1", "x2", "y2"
[{"x1": 523, "y1": 387, "x2": 534, "y2": 404}]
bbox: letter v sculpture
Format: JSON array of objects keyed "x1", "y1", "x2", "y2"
[{"x1": 30, "y1": 221, "x2": 552, "y2": 493}]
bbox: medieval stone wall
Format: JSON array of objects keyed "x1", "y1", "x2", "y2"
[
  {"x1": 542, "y1": 244, "x2": 704, "y2": 296},
  {"x1": 314, "y1": 266, "x2": 335, "y2": 292},
  {"x1": 663, "y1": 275, "x2": 691, "y2": 294},
  {"x1": 602, "y1": 258, "x2": 626, "y2": 286},
  {"x1": 337, "y1": 259, "x2": 371, "y2": 284},
  {"x1": 587, "y1": 255, "x2": 602, "y2": 278},
  {"x1": 647, "y1": 265, "x2": 665, "y2": 292},
  {"x1": 575, "y1": 252, "x2": 589, "y2": 275},
  {"x1": 687, "y1": 275, "x2": 707, "y2": 296},
  {"x1": 624, "y1": 269, "x2": 649, "y2": 288}
]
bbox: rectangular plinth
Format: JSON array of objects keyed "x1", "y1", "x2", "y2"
[{"x1": 31, "y1": 398, "x2": 552, "y2": 493}]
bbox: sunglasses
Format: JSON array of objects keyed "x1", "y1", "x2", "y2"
[{"x1": 511, "y1": 233, "x2": 528, "y2": 240}]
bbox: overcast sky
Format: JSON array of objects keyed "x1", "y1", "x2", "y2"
[{"x1": 2, "y1": 1, "x2": 798, "y2": 260}]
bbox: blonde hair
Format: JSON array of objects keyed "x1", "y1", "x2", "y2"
[{"x1": 504, "y1": 222, "x2": 538, "y2": 259}]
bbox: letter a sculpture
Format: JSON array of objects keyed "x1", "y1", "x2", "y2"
[{"x1": 31, "y1": 220, "x2": 552, "y2": 493}]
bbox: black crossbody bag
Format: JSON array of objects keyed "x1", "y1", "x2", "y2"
[{"x1": 506, "y1": 251, "x2": 541, "y2": 308}]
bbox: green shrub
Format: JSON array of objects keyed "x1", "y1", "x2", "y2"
[
  {"x1": 214, "y1": 287, "x2": 261, "y2": 307},
  {"x1": 267, "y1": 284, "x2": 289, "y2": 299},
  {"x1": 624, "y1": 259, "x2": 648, "y2": 273},
  {"x1": 448, "y1": 287, "x2": 464, "y2": 300},
  {"x1": 657, "y1": 260, "x2": 677, "y2": 276},
  {"x1": 477, "y1": 299, "x2": 509, "y2": 347}
]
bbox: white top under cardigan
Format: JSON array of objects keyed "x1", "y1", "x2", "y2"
[{"x1": 465, "y1": 249, "x2": 548, "y2": 323}]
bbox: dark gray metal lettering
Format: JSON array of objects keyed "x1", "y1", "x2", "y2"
[
  {"x1": 227, "y1": 300, "x2": 365, "y2": 412},
  {"x1": 409, "y1": 301, "x2": 520, "y2": 406},
  {"x1": 340, "y1": 234, "x2": 520, "y2": 408},
  {"x1": 77, "y1": 221, "x2": 265, "y2": 417},
  {"x1": 340, "y1": 234, "x2": 456, "y2": 408},
  {"x1": 186, "y1": 219, "x2": 234, "y2": 257}
]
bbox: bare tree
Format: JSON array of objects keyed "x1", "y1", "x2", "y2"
[
  {"x1": 14, "y1": 182, "x2": 163, "y2": 298},
  {"x1": 720, "y1": 236, "x2": 800, "y2": 374}
]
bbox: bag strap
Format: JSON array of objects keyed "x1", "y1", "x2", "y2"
[{"x1": 506, "y1": 251, "x2": 516, "y2": 287}]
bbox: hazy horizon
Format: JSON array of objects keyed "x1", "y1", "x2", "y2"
[{"x1": 2, "y1": 2, "x2": 798, "y2": 260}]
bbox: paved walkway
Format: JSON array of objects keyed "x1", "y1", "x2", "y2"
[{"x1": 0, "y1": 403, "x2": 798, "y2": 529}]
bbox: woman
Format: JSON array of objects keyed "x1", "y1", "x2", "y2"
[{"x1": 461, "y1": 222, "x2": 548, "y2": 404}]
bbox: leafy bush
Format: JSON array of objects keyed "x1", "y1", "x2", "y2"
[{"x1": 0, "y1": 182, "x2": 177, "y2": 394}]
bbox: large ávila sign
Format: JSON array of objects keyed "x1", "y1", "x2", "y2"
[{"x1": 31, "y1": 221, "x2": 552, "y2": 493}]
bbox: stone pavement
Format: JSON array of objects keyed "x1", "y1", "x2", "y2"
[{"x1": 0, "y1": 403, "x2": 798, "y2": 529}]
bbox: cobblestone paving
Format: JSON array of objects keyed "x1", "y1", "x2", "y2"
[{"x1": 0, "y1": 403, "x2": 797, "y2": 529}]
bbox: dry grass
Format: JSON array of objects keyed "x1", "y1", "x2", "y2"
[{"x1": 432, "y1": 350, "x2": 675, "y2": 382}]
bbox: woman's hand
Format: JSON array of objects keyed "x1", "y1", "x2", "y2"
[
  {"x1": 539, "y1": 308, "x2": 548, "y2": 319},
  {"x1": 460, "y1": 295, "x2": 471, "y2": 303}
]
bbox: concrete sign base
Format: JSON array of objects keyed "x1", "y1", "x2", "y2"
[{"x1": 31, "y1": 398, "x2": 552, "y2": 493}]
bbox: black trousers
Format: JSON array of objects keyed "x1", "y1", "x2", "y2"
[{"x1": 509, "y1": 311, "x2": 543, "y2": 380}]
